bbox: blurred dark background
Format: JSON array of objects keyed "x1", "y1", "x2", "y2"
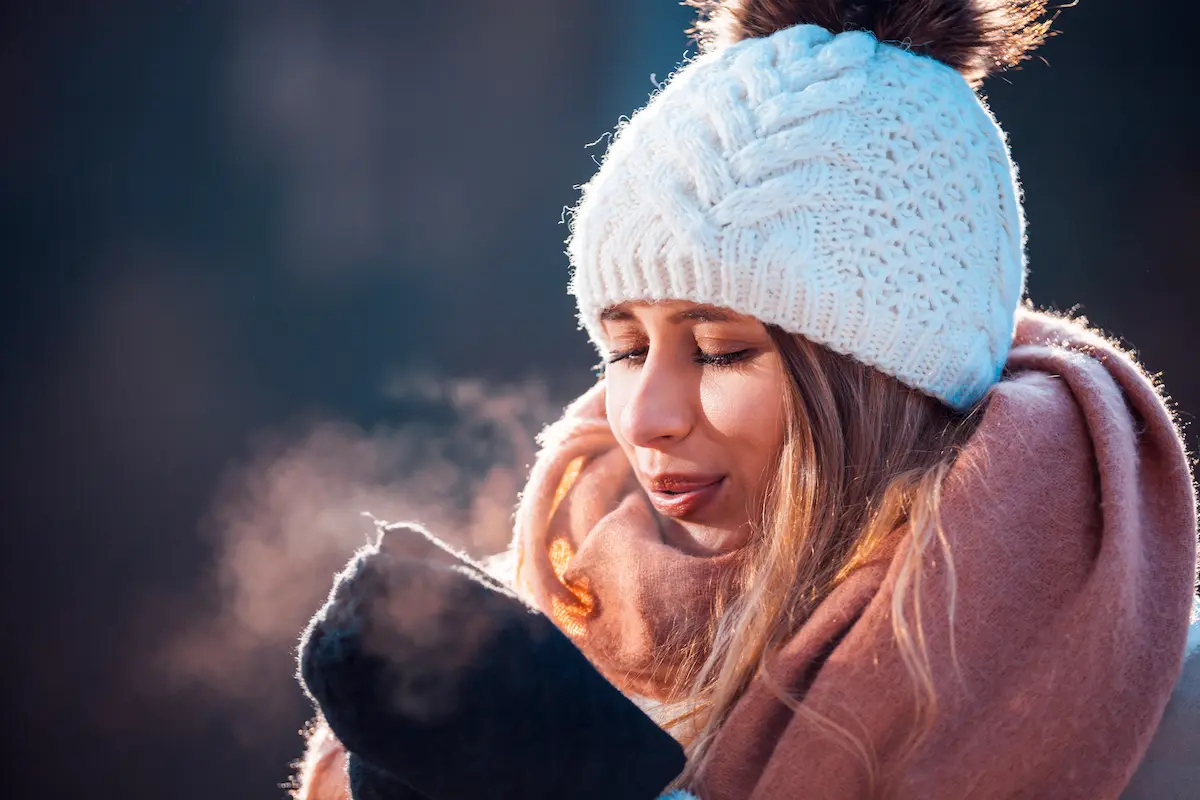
[{"x1": 1, "y1": 2, "x2": 1196, "y2": 798}]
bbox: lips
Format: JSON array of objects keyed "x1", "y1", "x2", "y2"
[{"x1": 645, "y1": 473, "x2": 725, "y2": 519}]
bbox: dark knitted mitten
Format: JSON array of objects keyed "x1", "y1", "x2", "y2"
[
  {"x1": 347, "y1": 753, "x2": 425, "y2": 800},
  {"x1": 298, "y1": 523, "x2": 686, "y2": 800}
]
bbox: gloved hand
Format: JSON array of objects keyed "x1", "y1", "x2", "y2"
[{"x1": 298, "y1": 522, "x2": 687, "y2": 800}]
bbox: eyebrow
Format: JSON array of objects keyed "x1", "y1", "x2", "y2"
[{"x1": 599, "y1": 304, "x2": 738, "y2": 324}]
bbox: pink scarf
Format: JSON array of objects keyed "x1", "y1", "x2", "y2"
[{"x1": 513, "y1": 309, "x2": 1198, "y2": 799}]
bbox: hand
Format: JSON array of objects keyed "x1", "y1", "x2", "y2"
[{"x1": 298, "y1": 522, "x2": 686, "y2": 800}]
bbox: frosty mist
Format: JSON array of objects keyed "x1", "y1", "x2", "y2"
[{"x1": 162, "y1": 372, "x2": 566, "y2": 732}]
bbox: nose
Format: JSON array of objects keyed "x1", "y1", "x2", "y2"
[{"x1": 617, "y1": 351, "x2": 695, "y2": 448}]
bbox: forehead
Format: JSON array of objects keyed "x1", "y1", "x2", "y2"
[{"x1": 599, "y1": 300, "x2": 754, "y2": 325}]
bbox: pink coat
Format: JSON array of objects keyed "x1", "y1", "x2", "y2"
[{"x1": 513, "y1": 309, "x2": 1199, "y2": 799}]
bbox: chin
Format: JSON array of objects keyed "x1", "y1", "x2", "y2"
[{"x1": 663, "y1": 517, "x2": 749, "y2": 556}]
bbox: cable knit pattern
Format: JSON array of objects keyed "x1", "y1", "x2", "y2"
[{"x1": 568, "y1": 24, "x2": 1025, "y2": 409}]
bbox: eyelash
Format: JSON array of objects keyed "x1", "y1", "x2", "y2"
[{"x1": 605, "y1": 347, "x2": 751, "y2": 369}]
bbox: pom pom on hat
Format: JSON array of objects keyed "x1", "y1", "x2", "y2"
[{"x1": 689, "y1": 0, "x2": 1053, "y2": 85}]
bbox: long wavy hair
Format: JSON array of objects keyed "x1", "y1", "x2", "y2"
[{"x1": 664, "y1": 327, "x2": 984, "y2": 794}]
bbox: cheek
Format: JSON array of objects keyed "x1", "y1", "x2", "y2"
[
  {"x1": 700, "y1": 366, "x2": 786, "y2": 476},
  {"x1": 604, "y1": 380, "x2": 628, "y2": 445}
]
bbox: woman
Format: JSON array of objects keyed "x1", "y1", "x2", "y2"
[{"x1": 294, "y1": 0, "x2": 1199, "y2": 797}]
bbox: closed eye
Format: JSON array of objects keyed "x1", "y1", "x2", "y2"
[
  {"x1": 695, "y1": 348, "x2": 751, "y2": 367},
  {"x1": 606, "y1": 347, "x2": 752, "y2": 368},
  {"x1": 607, "y1": 346, "x2": 649, "y2": 365}
]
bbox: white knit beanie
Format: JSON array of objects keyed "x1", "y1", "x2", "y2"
[{"x1": 568, "y1": 21, "x2": 1027, "y2": 410}]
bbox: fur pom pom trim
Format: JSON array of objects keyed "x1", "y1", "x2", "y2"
[{"x1": 688, "y1": 0, "x2": 1059, "y2": 85}]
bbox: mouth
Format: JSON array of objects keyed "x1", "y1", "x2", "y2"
[{"x1": 645, "y1": 473, "x2": 725, "y2": 519}]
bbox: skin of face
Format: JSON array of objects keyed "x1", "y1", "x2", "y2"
[{"x1": 600, "y1": 300, "x2": 788, "y2": 554}]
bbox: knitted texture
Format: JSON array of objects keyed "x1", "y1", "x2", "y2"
[{"x1": 568, "y1": 24, "x2": 1026, "y2": 409}]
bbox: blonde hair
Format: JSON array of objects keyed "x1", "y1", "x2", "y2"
[{"x1": 667, "y1": 328, "x2": 983, "y2": 793}]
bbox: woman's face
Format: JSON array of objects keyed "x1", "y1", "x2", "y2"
[{"x1": 601, "y1": 300, "x2": 787, "y2": 554}]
